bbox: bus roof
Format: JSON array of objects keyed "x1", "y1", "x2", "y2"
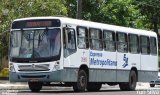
[{"x1": 12, "y1": 16, "x2": 157, "y2": 37}]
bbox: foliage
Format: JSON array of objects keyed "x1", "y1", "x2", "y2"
[
  {"x1": 0, "y1": 0, "x2": 68, "y2": 56},
  {"x1": 0, "y1": 0, "x2": 67, "y2": 32},
  {"x1": 135, "y1": 0, "x2": 160, "y2": 32},
  {"x1": 67, "y1": 0, "x2": 146, "y2": 29},
  {"x1": 136, "y1": 0, "x2": 160, "y2": 67},
  {"x1": 99, "y1": 0, "x2": 144, "y2": 28},
  {"x1": 0, "y1": 0, "x2": 160, "y2": 67}
]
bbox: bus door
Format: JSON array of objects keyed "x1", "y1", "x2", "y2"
[
  {"x1": 63, "y1": 25, "x2": 77, "y2": 65},
  {"x1": 62, "y1": 24, "x2": 78, "y2": 81}
]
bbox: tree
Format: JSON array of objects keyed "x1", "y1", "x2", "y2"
[
  {"x1": 136, "y1": 0, "x2": 160, "y2": 67},
  {"x1": 98, "y1": 0, "x2": 144, "y2": 28},
  {"x1": 0, "y1": 0, "x2": 67, "y2": 32},
  {"x1": 0, "y1": 0, "x2": 68, "y2": 56},
  {"x1": 135, "y1": 0, "x2": 160, "y2": 34},
  {"x1": 67, "y1": 0, "x2": 145, "y2": 28},
  {"x1": 66, "y1": 0, "x2": 77, "y2": 18}
]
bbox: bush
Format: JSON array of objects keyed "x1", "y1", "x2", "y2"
[{"x1": 1, "y1": 68, "x2": 9, "y2": 77}]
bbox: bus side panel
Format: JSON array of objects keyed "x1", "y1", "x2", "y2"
[
  {"x1": 63, "y1": 49, "x2": 89, "y2": 69},
  {"x1": 116, "y1": 53, "x2": 129, "y2": 82},
  {"x1": 116, "y1": 53, "x2": 140, "y2": 82},
  {"x1": 63, "y1": 49, "x2": 89, "y2": 82},
  {"x1": 60, "y1": 68, "x2": 78, "y2": 82},
  {"x1": 89, "y1": 50, "x2": 117, "y2": 82},
  {"x1": 139, "y1": 55, "x2": 158, "y2": 82},
  {"x1": 138, "y1": 71, "x2": 158, "y2": 82},
  {"x1": 89, "y1": 69, "x2": 117, "y2": 82}
]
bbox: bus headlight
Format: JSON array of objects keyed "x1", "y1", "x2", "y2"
[
  {"x1": 9, "y1": 63, "x2": 15, "y2": 72},
  {"x1": 53, "y1": 61, "x2": 60, "y2": 70}
]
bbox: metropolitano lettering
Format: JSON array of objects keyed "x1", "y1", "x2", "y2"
[{"x1": 90, "y1": 51, "x2": 117, "y2": 67}]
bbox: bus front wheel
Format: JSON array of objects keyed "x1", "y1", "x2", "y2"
[
  {"x1": 28, "y1": 82, "x2": 42, "y2": 92},
  {"x1": 73, "y1": 69, "x2": 87, "y2": 92}
]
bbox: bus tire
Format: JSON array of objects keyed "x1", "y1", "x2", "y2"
[
  {"x1": 150, "y1": 84, "x2": 155, "y2": 87},
  {"x1": 73, "y1": 69, "x2": 87, "y2": 92},
  {"x1": 119, "y1": 70, "x2": 137, "y2": 91},
  {"x1": 119, "y1": 83, "x2": 128, "y2": 91},
  {"x1": 28, "y1": 82, "x2": 42, "y2": 92},
  {"x1": 87, "y1": 83, "x2": 102, "y2": 91}
]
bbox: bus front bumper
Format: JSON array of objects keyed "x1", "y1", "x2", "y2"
[{"x1": 9, "y1": 68, "x2": 78, "y2": 82}]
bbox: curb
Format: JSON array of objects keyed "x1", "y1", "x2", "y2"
[{"x1": 0, "y1": 85, "x2": 73, "y2": 90}]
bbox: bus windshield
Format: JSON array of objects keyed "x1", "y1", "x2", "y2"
[{"x1": 10, "y1": 28, "x2": 61, "y2": 61}]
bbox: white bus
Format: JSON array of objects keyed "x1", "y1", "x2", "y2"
[{"x1": 9, "y1": 17, "x2": 158, "y2": 92}]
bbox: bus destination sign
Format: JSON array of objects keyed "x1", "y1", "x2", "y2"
[
  {"x1": 26, "y1": 21, "x2": 52, "y2": 28},
  {"x1": 12, "y1": 19, "x2": 60, "y2": 29}
]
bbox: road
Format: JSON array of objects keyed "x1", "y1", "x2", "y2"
[
  {"x1": 0, "y1": 89, "x2": 144, "y2": 95},
  {"x1": 0, "y1": 83, "x2": 160, "y2": 95}
]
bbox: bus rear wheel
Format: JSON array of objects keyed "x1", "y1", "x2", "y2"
[
  {"x1": 87, "y1": 83, "x2": 102, "y2": 91},
  {"x1": 73, "y1": 69, "x2": 87, "y2": 92},
  {"x1": 150, "y1": 84, "x2": 155, "y2": 87},
  {"x1": 119, "y1": 70, "x2": 137, "y2": 91},
  {"x1": 28, "y1": 82, "x2": 42, "y2": 92}
]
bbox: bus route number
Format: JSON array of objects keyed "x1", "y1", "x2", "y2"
[{"x1": 81, "y1": 57, "x2": 87, "y2": 62}]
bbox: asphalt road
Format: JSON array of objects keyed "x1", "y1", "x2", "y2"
[
  {"x1": 0, "y1": 90, "x2": 141, "y2": 95},
  {"x1": 0, "y1": 86, "x2": 160, "y2": 95}
]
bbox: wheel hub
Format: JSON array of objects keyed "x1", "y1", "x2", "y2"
[{"x1": 80, "y1": 76, "x2": 86, "y2": 87}]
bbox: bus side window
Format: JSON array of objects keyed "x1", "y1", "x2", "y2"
[
  {"x1": 117, "y1": 32, "x2": 128, "y2": 53},
  {"x1": 77, "y1": 26, "x2": 89, "y2": 49},
  {"x1": 140, "y1": 36, "x2": 150, "y2": 54},
  {"x1": 128, "y1": 34, "x2": 139, "y2": 53},
  {"x1": 150, "y1": 37, "x2": 157, "y2": 55},
  {"x1": 63, "y1": 28, "x2": 76, "y2": 57},
  {"x1": 89, "y1": 28, "x2": 102, "y2": 50},
  {"x1": 103, "y1": 30, "x2": 116, "y2": 51}
]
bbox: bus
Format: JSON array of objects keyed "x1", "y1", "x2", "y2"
[{"x1": 9, "y1": 17, "x2": 158, "y2": 92}]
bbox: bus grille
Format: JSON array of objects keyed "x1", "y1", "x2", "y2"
[{"x1": 18, "y1": 64, "x2": 50, "y2": 71}]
